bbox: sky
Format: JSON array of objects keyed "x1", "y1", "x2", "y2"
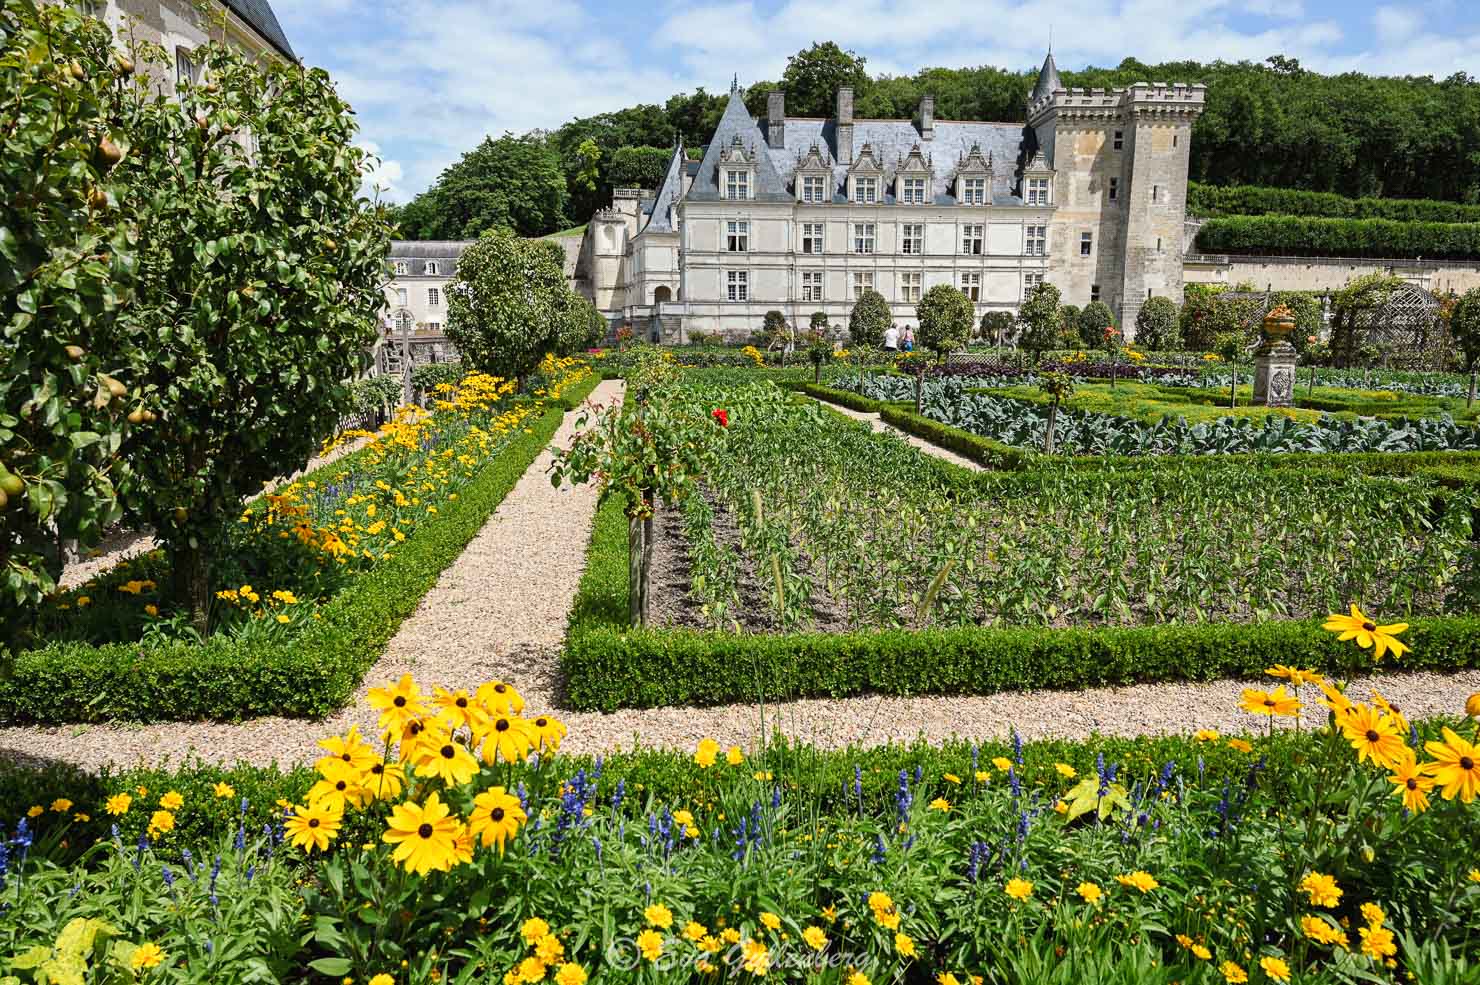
[{"x1": 266, "y1": 0, "x2": 1480, "y2": 204}]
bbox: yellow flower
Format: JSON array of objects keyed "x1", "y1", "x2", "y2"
[
  {"x1": 646, "y1": 903, "x2": 675, "y2": 929},
  {"x1": 938, "y1": 975, "x2": 962, "y2": 985},
  {"x1": 1469, "y1": 869, "x2": 1480, "y2": 884},
  {"x1": 553, "y1": 964, "x2": 587, "y2": 985},
  {"x1": 721, "y1": 928, "x2": 742, "y2": 944},
  {"x1": 317, "y1": 726, "x2": 378, "y2": 774},
  {"x1": 757, "y1": 910, "x2": 780, "y2": 931},
  {"x1": 516, "y1": 956, "x2": 546, "y2": 982},
  {"x1": 1220, "y1": 960, "x2": 1248, "y2": 983},
  {"x1": 24, "y1": 805, "x2": 41, "y2": 818},
  {"x1": 943, "y1": 772, "x2": 961, "y2": 785},
  {"x1": 1239, "y1": 686, "x2": 1301, "y2": 718},
  {"x1": 1322, "y1": 603, "x2": 1409, "y2": 661},
  {"x1": 683, "y1": 921, "x2": 708, "y2": 942},
  {"x1": 307, "y1": 762, "x2": 367, "y2": 813},
  {"x1": 1342, "y1": 705, "x2": 1406, "y2": 770},
  {"x1": 1054, "y1": 762, "x2": 1076, "y2": 778},
  {"x1": 636, "y1": 929, "x2": 664, "y2": 962},
  {"x1": 741, "y1": 938, "x2": 771, "y2": 975},
  {"x1": 158, "y1": 790, "x2": 184, "y2": 811},
  {"x1": 368, "y1": 976, "x2": 396, "y2": 985},
  {"x1": 49, "y1": 798, "x2": 72, "y2": 813},
  {"x1": 1054, "y1": 800, "x2": 1068, "y2": 814},
  {"x1": 381, "y1": 791, "x2": 461, "y2": 875},
  {"x1": 367, "y1": 674, "x2": 428, "y2": 734},
  {"x1": 1424, "y1": 727, "x2": 1480, "y2": 803},
  {"x1": 478, "y1": 714, "x2": 536, "y2": 765},
  {"x1": 412, "y1": 727, "x2": 481, "y2": 787},
  {"x1": 894, "y1": 932, "x2": 916, "y2": 958},
  {"x1": 467, "y1": 786, "x2": 526, "y2": 854},
  {"x1": 77, "y1": 596, "x2": 91, "y2": 607},
  {"x1": 1360, "y1": 902, "x2": 1386, "y2": 927},
  {"x1": 1258, "y1": 956, "x2": 1291, "y2": 982},
  {"x1": 212, "y1": 782, "x2": 235, "y2": 799},
  {"x1": 475, "y1": 679, "x2": 525, "y2": 715},
  {"x1": 929, "y1": 797, "x2": 951, "y2": 812},
  {"x1": 360, "y1": 759, "x2": 407, "y2": 802},
  {"x1": 433, "y1": 686, "x2": 488, "y2": 733},
  {"x1": 147, "y1": 809, "x2": 175, "y2": 837},
  {"x1": 1362, "y1": 925, "x2": 1399, "y2": 960},
  {"x1": 1266, "y1": 664, "x2": 1322, "y2": 687},
  {"x1": 1194, "y1": 729, "x2": 1221, "y2": 742},
  {"x1": 144, "y1": 604, "x2": 159, "y2": 617},
  {"x1": 974, "y1": 770, "x2": 989, "y2": 783},
  {"x1": 1191, "y1": 944, "x2": 1212, "y2": 961},
  {"x1": 848, "y1": 974, "x2": 870, "y2": 985},
  {"x1": 105, "y1": 793, "x2": 132, "y2": 816},
  {"x1": 275, "y1": 613, "x2": 290, "y2": 624},
  {"x1": 1300, "y1": 872, "x2": 1342, "y2": 908},
  {"x1": 528, "y1": 714, "x2": 567, "y2": 753},
  {"x1": 1467, "y1": 691, "x2": 1480, "y2": 718},
  {"x1": 1005, "y1": 878, "x2": 1033, "y2": 900},
  {"x1": 285, "y1": 801, "x2": 342, "y2": 853},
  {"x1": 992, "y1": 757, "x2": 1012, "y2": 772},
  {"x1": 1302, "y1": 915, "x2": 1346, "y2": 946},
  {"x1": 1115, "y1": 871, "x2": 1158, "y2": 893},
  {"x1": 130, "y1": 943, "x2": 165, "y2": 970},
  {"x1": 802, "y1": 926, "x2": 827, "y2": 951},
  {"x1": 1386, "y1": 748, "x2": 1435, "y2": 813},
  {"x1": 1076, "y1": 882, "x2": 1102, "y2": 904},
  {"x1": 520, "y1": 918, "x2": 551, "y2": 946},
  {"x1": 694, "y1": 738, "x2": 720, "y2": 767},
  {"x1": 726, "y1": 746, "x2": 744, "y2": 765},
  {"x1": 1226, "y1": 738, "x2": 1253, "y2": 754},
  {"x1": 1370, "y1": 690, "x2": 1408, "y2": 733}
]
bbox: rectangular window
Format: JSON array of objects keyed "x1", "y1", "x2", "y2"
[
  {"x1": 726, "y1": 220, "x2": 749, "y2": 252},
  {"x1": 394, "y1": 261, "x2": 409, "y2": 275},
  {"x1": 427, "y1": 287, "x2": 440, "y2": 307},
  {"x1": 727, "y1": 270, "x2": 748, "y2": 302},
  {"x1": 899, "y1": 272, "x2": 922, "y2": 303},
  {"x1": 175, "y1": 47, "x2": 196, "y2": 85},
  {"x1": 1080, "y1": 232, "x2": 1093, "y2": 257},
  {"x1": 395, "y1": 288, "x2": 408, "y2": 306},
  {"x1": 1024, "y1": 272, "x2": 1044, "y2": 291},
  {"x1": 961, "y1": 224, "x2": 984, "y2": 255},
  {"x1": 425, "y1": 321, "x2": 441, "y2": 332},
  {"x1": 1026, "y1": 225, "x2": 1047, "y2": 256},
  {"x1": 1113, "y1": 130, "x2": 1124, "y2": 150},
  {"x1": 801, "y1": 222, "x2": 825, "y2": 254},
  {"x1": 1147, "y1": 288, "x2": 1154, "y2": 299},
  {"x1": 1173, "y1": 134, "x2": 1178, "y2": 147},
  {"x1": 1091, "y1": 284, "x2": 1101, "y2": 302},
  {"x1": 854, "y1": 177, "x2": 877, "y2": 204},
  {"x1": 1152, "y1": 185, "x2": 1160, "y2": 203},
  {"x1": 1108, "y1": 177, "x2": 1119, "y2": 202},
  {"x1": 901, "y1": 223, "x2": 924, "y2": 255},
  {"x1": 1026, "y1": 178, "x2": 1049, "y2": 206},
  {"x1": 962, "y1": 177, "x2": 987, "y2": 206},
  {"x1": 901, "y1": 177, "x2": 927, "y2": 205},
  {"x1": 801, "y1": 271, "x2": 824, "y2": 302},
  {"x1": 853, "y1": 223, "x2": 875, "y2": 254},
  {"x1": 77, "y1": 0, "x2": 104, "y2": 16},
  {"x1": 851, "y1": 271, "x2": 875, "y2": 300},
  {"x1": 1156, "y1": 237, "x2": 1162, "y2": 252},
  {"x1": 725, "y1": 170, "x2": 749, "y2": 201},
  {"x1": 959, "y1": 272, "x2": 982, "y2": 302},
  {"x1": 802, "y1": 175, "x2": 828, "y2": 203}
]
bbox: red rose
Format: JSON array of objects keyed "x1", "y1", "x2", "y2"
[{"x1": 712, "y1": 408, "x2": 729, "y2": 427}]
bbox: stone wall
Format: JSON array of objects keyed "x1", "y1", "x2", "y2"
[{"x1": 1185, "y1": 254, "x2": 1480, "y2": 295}]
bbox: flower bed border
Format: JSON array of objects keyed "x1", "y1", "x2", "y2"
[{"x1": 0, "y1": 379, "x2": 599, "y2": 725}]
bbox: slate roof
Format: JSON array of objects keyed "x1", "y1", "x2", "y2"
[
  {"x1": 1030, "y1": 50, "x2": 1062, "y2": 104},
  {"x1": 643, "y1": 144, "x2": 689, "y2": 233},
  {"x1": 389, "y1": 241, "x2": 472, "y2": 274},
  {"x1": 685, "y1": 91, "x2": 795, "y2": 203},
  {"x1": 221, "y1": 0, "x2": 296, "y2": 61}
]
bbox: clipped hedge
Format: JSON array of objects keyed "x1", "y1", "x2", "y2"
[
  {"x1": 564, "y1": 494, "x2": 1480, "y2": 711},
  {"x1": 1188, "y1": 181, "x2": 1480, "y2": 225},
  {"x1": 0, "y1": 403, "x2": 571, "y2": 724},
  {"x1": 1196, "y1": 214, "x2": 1480, "y2": 260},
  {"x1": 878, "y1": 406, "x2": 1040, "y2": 471}
]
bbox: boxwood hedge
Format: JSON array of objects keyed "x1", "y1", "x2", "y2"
[
  {"x1": 1187, "y1": 181, "x2": 1480, "y2": 225},
  {"x1": 1196, "y1": 214, "x2": 1480, "y2": 260}
]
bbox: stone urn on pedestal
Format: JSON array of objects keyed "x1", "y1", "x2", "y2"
[{"x1": 1253, "y1": 306, "x2": 1298, "y2": 408}]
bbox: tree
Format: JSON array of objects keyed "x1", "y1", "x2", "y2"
[
  {"x1": 107, "y1": 37, "x2": 393, "y2": 634},
  {"x1": 809, "y1": 311, "x2": 830, "y2": 335},
  {"x1": 916, "y1": 284, "x2": 974, "y2": 361},
  {"x1": 1450, "y1": 288, "x2": 1480, "y2": 407},
  {"x1": 1, "y1": 2, "x2": 141, "y2": 632},
  {"x1": 397, "y1": 134, "x2": 568, "y2": 239},
  {"x1": 1078, "y1": 302, "x2": 1117, "y2": 348},
  {"x1": 980, "y1": 310, "x2": 1015, "y2": 346},
  {"x1": 1017, "y1": 283, "x2": 1062, "y2": 362},
  {"x1": 849, "y1": 289, "x2": 890, "y2": 347},
  {"x1": 1056, "y1": 303, "x2": 1082, "y2": 348},
  {"x1": 1038, "y1": 371, "x2": 1076, "y2": 454},
  {"x1": 446, "y1": 230, "x2": 572, "y2": 391},
  {"x1": 571, "y1": 137, "x2": 601, "y2": 193},
  {"x1": 1134, "y1": 297, "x2": 1182, "y2": 350},
  {"x1": 607, "y1": 146, "x2": 671, "y2": 189},
  {"x1": 554, "y1": 291, "x2": 606, "y2": 356},
  {"x1": 781, "y1": 42, "x2": 870, "y2": 117}
]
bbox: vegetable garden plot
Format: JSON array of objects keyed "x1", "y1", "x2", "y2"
[{"x1": 666, "y1": 383, "x2": 1480, "y2": 633}]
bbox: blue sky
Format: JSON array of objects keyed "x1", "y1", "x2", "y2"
[{"x1": 267, "y1": 0, "x2": 1480, "y2": 203}]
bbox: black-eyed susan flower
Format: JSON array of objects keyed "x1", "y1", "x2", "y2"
[
  {"x1": 475, "y1": 680, "x2": 525, "y2": 716},
  {"x1": 1370, "y1": 690, "x2": 1409, "y2": 733},
  {"x1": 1322, "y1": 604, "x2": 1409, "y2": 661},
  {"x1": 1386, "y1": 749, "x2": 1435, "y2": 813},
  {"x1": 1239, "y1": 686, "x2": 1301, "y2": 718},
  {"x1": 467, "y1": 786, "x2": 526, "y2": 854},
  {"x1": 368, "y1": 674, "x2": 428, "y2": 734},
  {"x1": 285, "y1": 801, "x2": 342, "y2": 853},
  {"x1": 316, "y1": 726, "x2": 378, "y2": 774},
  {"x1": 1266, "y1": 665, "x2": 1323, "y2": 687},
  {"x1": 1341, "y1": 705, "x2": 1407, "y2": 770},
  {"x1": 308, "y1": 761, "x2": 369, "y2": 813},
  {"x1": 1466, "y1": 691, "x2": 1480, "y2": 718},
  {"x1": 1423, "y1": 727, "x2": 1480, "y2": 803},
  {"x1": 412, "y1": 727, "x2": 480, "y2": 787},
  {"x1": 361, "y1": 758, "x2": 407, "y2": 802},
  {"x1": 529, "y1": 714, "x2": 567, "y2": 754},
  {"x1": 478, "y1": 714, "x2": 535, "y2": 765},
  {"x1": 382, "y1": 791, "x2": 461, "y2": 875},
  {"x1": 433, "y1": 687, "x2": 487, "y2": 733}
]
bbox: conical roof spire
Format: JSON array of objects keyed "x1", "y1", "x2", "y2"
[{"x1": 1030, "y1": 49, "x2": 1062, "y2": 103}]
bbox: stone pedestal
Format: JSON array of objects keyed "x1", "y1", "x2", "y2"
[{"x1": 1253, "y1": 345, "x2": 1297, "y2": 407}]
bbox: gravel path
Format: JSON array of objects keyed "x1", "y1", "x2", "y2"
[
  {"x1": 821, "y1": 400, "x2": 983, "y2": 472},
  {"x1": 5, "y1": 379, "x2": 1476, "y2": 773},
  {"x1": 58, "y1": 434, "x2": 373, "y2": 589}
]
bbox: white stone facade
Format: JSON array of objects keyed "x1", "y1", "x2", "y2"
[{"x1": 61, "y1": 0, "x2": 295, "y2": 78}]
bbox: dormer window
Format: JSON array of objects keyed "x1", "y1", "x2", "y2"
[
  {"x1": 1026, "y1": 178, "x2": 1050, "y2": 206},
  {"x1": 425, "y1": 261, "x2": 439, "y2": 275},
  {"x1": 802, "y1": 175, "x2": 827, "y2": 203},
  {"x1": 725, "y1": 170, "x2": 750, "y2": 201},
  {"x1": 901, "y1": 177, "x2": 927, "y2": 205},
  {"x1": 854, "y1": 177, "x2": 878, "y2": 204},
  {"x1": 394, "y1": 261, "x2": 409, "y2": 276},
  {"x1": 962, "y1": 177, "x2": 987, "y2": 205}
]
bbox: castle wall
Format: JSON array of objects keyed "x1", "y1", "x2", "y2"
[{"x1": 1185, "y1": 255, "x2": 1480, "y2": 295}]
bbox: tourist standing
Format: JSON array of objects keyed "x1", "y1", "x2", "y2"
[
  {"x1": 883, "y1": 324, "x2": 900, "y2": 352},
  {"x1": 903, "y1": 325, "x2": 915, "y2": 352}
]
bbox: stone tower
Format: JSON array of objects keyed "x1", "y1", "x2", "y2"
[{"x1": 1026, "y1": 53, "x2": 1205, "y2": 333}]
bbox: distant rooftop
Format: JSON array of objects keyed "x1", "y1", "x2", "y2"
[{"x1": 222, "y1": 0, "x2": 296, "y2": 61}]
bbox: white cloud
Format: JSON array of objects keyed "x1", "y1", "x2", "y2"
[
  {"x1": 357, "y1": 140, "x2": 405, "y2": 202},
  {"x1": 1373, "y1": 5, "x2": 1420, "y2": 42}
]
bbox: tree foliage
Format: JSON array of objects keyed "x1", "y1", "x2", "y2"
[
  {"x1": 915, "y1": 284, "x2": 974, "y2": 359},
  {"x1": 1196, "y1": 214, "x2": 1480, "y2": 260},
  {"x1": 395, "y1": 134, "x2": 568, "y2": 239},
  {"x1": 979, "y1": 310, "x2": 1015, "y2": 344},
  {"x1": 1134, "y1": 297, "x2": 1181, "y2": 350},
  {"x1": 1017, "y1": 283, "x2": 1062, "y2": 359},
  {"x1": 607, "y1": 146, "x2": 671, "y2": 189},
  {"x1": 848, "y1": 289, "x2": 890, "y2": 348},
  {"x1": 0, "y1": 2, "x2": 139, "y2": 621},
  {"x1": 1188, "y1": 182, "x2": 1480, "y2": 223},
  {"x1": 1451, "y1": 289, "x2": 1480, "y2": 371},
  {"x1": 446, "y1": 230, "x2": 576, "y2": 388},
  {"x1": 781, "y1": 42, "x2": 870, "y2": 118},
  {"x1": 1077, "y1": 302, "x2": 1117, "y2": 347}
]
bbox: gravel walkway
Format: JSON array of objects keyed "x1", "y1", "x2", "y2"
[
  {"x1": 821, "y1": 400, "x2": 983, "y2": 472},
  {"x1": 4, "y1": 379, "x2": 1476, "y2": 773}
]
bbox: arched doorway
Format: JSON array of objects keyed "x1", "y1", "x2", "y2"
[{"x1": 654, "y1": 285, "x2": 673, "y2": 304}]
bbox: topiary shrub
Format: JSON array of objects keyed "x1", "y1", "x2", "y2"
[
  {"x1": 1134, "y1": 297, "x2": 1181, "y2": 350},
  {"x1": 849, "y1": 290, "x2": 890, "y2": 348}
]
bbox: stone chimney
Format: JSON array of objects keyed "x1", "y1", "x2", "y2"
[
  {"x1": 919, "y1": 95, "x2": 935, "y2": 140},
  {"x1": 836, "y1": 86, "x2": 854, "y2": 164},
  {"x1": 766, "y1": 90, "x2": 785, "y2": 149}
]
